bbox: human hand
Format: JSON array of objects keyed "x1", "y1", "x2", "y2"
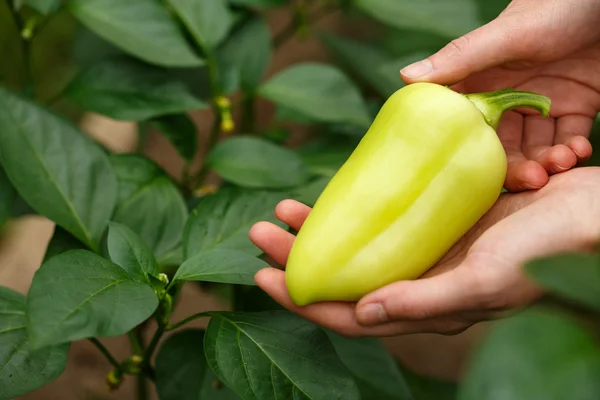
[
  {"x1": 400, "y1": 0, "x2": 600, "y2": 192},
  {"x1": 248, "y1": 167, "x2": 600, "y2": 337}
]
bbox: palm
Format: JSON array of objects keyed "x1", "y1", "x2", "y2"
[
  {"x1": 452, "y1": 44, "x2": 600, "y2": 191},
  {"x1": 249, "y1": 167, "x2": 600, "y2": 337}
]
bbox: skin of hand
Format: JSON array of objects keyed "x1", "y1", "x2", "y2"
[
  {"x1": 400, "y1": 0, "x2": 600, "y2": 192},
  {"x1": 248, "y1": 167, "x2": 600, "y2": 338}
]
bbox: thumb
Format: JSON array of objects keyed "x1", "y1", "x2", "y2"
[
  {"x1": 400, "y1": 20, "x2": 524, "y2": 85},
  {"x1": 354, "y1": 267, "x2": 488, "y2": 326}
]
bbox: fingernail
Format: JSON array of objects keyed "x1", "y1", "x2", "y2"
[
  {"x1": 356, "y1": 303, "x2": 388, "y2": 325},
  {"x1": 400, "y1": 59, "x2": 432, "y2": 79}
]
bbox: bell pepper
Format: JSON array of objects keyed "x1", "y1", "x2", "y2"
[{"x1": 285, "y1": 82, "x2": 551, "y2": 306}]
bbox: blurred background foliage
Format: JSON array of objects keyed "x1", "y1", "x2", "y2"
[{"x1": 1, "y1": 0, "x2": 600, "y2": 399}]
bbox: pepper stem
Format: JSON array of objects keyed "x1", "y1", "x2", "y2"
[{"x1": 464, "y1": 88, "x2": 551, "y2": 130}]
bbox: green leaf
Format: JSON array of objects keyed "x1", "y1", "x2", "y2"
[
  {"x1": 72, "y1": 27, "x2": 125, "y2": 69},
  {"x1": 229, "y1": 0, "x2": 287, "y2": 8},
  {"x1": 296, "y1": 137, "x2": 356, "y2": 178},
  {"x1": 27, "y1": 250, "x2": 159, "y2": 350},
  {"x1": 26, "y1": 0, "x2": 61, "y2": 14},
  {"x1": 376, "y1": 52, "x2": 432, "y2": 91},
  {"x1": 458, "y1": 307, "x2": 600, "y2": 400},
  {"x1": 319, "y1": 32, "x2": 398, "y2": 98},
  {"x1": 156, "y1": 329, "x2": 239, "y2": 400},
  {"x1": 110, "y1": 154, "x2": 188, "y2": 258},
  {"x1": 326, "y1": 331, "x2": 414, "y2": 400},
  {"x1": 107, "y1": 221, "x2": 159, "y2": 284},
  {"x1": 382, "y1": 28, "x2": 448, "y2": 57},
  {"x1": 354, "y1": 0, "x2": 481, "y2": 39},
  {"x1": 525, "y1": 253, "x2": 600, "y2": 314},
  {"x1": 183, "y1": 187, "x2": 287, "y2": 259},
  {"x1": 398, "y1": 364, "x2": 457, "y2": 400},
  {"x1": 258, "y1": 62, "x2": 372, "y2": 128},
  {"x1": 173, "y1": 249, "x2": 268, "y2": 285},
  {"x1": 476, "y1": 0, "x2": 511, "y2": 23},
  {"x1": 288, "y1": 176, "x2": 329, "y2": 207},
  {"x1": 0, "y1": 286, "x2": 69, "y2": 400},
  {"x1": 109, "y1": 153, "x2": 163, "y2": 202},
  {"x1": 167, "y1": 0, "x2": 233, "y2": 51},
  {"x1": 0, "y1": 86, "x2": 117, "y2": 251},
  {"x1": 218, "y1": 16, "x2": 272, "y2": 92},
  {"x1": 149, "y1": 114, "x2": 198, "y2": 163},
  {"x1": 207, "y1": 136, "x2": 309, "y2": 189},
  {"x1": 68, "y1": 0, "x2": 204, "y2": 68},
  {"x1": 43, "y1": 225, "x2": 87, "y2": 262},
  {"x1": 65, "y1": 57, "x2": 208, "y2": 121},
  {"x1": 0, "y1": 168, "x2": 16, "y2": 228},
  {"x1": 204, "y1": 311, "x2": 362, "y2": 400}
]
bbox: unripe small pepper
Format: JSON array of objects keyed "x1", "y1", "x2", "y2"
[{"x1": 285, "y1": 82, "x2": 551, "y2": 306}]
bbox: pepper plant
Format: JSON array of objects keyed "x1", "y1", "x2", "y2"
[{"x1": 1, "y1": 0, "x2": 600, "y2": 399}]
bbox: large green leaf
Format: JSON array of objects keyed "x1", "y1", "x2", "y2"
[
  {"x1": 43, "y1": 225, "x2": 87, "y2": 262},
  {"x1": 207, "y1": 136, "x2": 309, "y2": 189},
  {"x1": 354, "y1": 0, "x2": 481, "y2": 39},
  {"x1": 27, "y1": 250, "x2": 159, "y2": 350},
  {"x1": 68, "y1": 0, "x2": 203, "y2": 67},
  {"x1": 173, "y1": 249, "x2": 268, "y2": 285},
  {"x1": 167, "y1": 0, "x2": 233, "y2": 51},
  {"x1": 204, "y1": 311, "x2": 361, "y2": 400},
  {"x1": 0, "y1": 168, "x2": 16, "y2": 228},
  {"x1": 459, "y1": 307, "x2": 600, "y2": 400},
  {"x1": 183, "y1": 187, "x2": 287, "y2": 259},
  {"x1": 0, "y1": 86, "x2": 117, "y2": 251},
  {"x1": 525, "y1": 253, "x2": 600, "y2": 314},
  {"x1": 398, "y1": 365, "x2": 457, "y2": 400},
  {"x1": 326, "y1": 332, "x2": 414, "y2": 400},
  {"x1": 149, "y1": 114, "x2": 198, "y2": 163},
  {"x1": 107, "y1": 221, "x2": 159, "y2": 284},
  {"x1": 110, "y1": 154, "x2": 188, "y2": 258},
  {"x1": 0, "y1": 286, "x2": 69, "y2": 400},
  {"x1": 229, "y1": 0, "x2": 287, "y2": 8},
  {"x1": 218, "y1": 16, "x2": 272, "y2": 93},
  {"x1": 319, "y1": 32, "x2": 399, "y2": 98},
  {"x1": 382, "y1": 28, "x2": 449, "y2": 57},
  {"x1": 288, "y1": 176, "x2": 330, "y2": 207},
  {"x1": 376, "y1": 53, "x2": 431, "y2": 90},
  {"x1": 65, "y1": 57, "x2": 208, "y2": 121},
  {"x1": 156, "y1": 329, "x2": 239, "y2": 400},
  {"x1": 26, "y1": 0, "x2": 61, "y2": 14},
  {"x1": 258, "y1": 62, "x2": 372, "y2": 128},
  {"x1": 295, "y1": 136, "x2": 357, "y2": 178},
  {"x1": 476, "y1": 0, "x2": 511, "y2": 23}
]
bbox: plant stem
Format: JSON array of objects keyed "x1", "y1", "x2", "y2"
[
  {"x1": 241, "y1": 92, "x2": 256, "y2": 133},
  {"x1": 137, "y1": 375, "x2": 148, "y2": 400},
  {"x1": 143, "y1": 327, "x2": 164, "y2": 367},
  {"x1": 165, "y1": 311, "x2": 212, "y2": 331},
  {"x1": 190, "y1": 52, "x2": 225, "y2": 190},
  {"x1": 464, "y1": 88, "x2": 551, "y2": 130},
  {"x1": 273, "y1": 2, "x2": 337, "y2": 49},
  {"x1": 5, "y1": 0, "x2": 34, "y2": 96},
  {"x1": 89, "y1": 338, "x2": 120, "y2": 369}
]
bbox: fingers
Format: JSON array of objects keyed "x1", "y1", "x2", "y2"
[
  {"x1": 249, "y1": 222, "x2": 296, "y2": 266},
  {"x1": 254, "y1": 268, "x2": 471, "y2": 337},
  {"x1": 555, "y1": 115, "x2": 594, "y2": 164},
  {"x1": 565, "y1": 136, "x2": 593, "y2": 166},
  {"x1": 535, "y1": 145, "x2": 578, "y2": 174},
  {"x1": 400, "y1": 20, "x2": 523, "y2": 85},
  {"x1": 275, "y1": 199, "x2": 311, "y2": 231},
  {"x1": 522, "y1": 115, "x2": 555, "y2": 160},
  {"x1": 248, "y1": 199, "x2": 312, "y2": 266},
  {"x1": 498, "y1": 112, "x2": 549, "y2": 191},
  {"x1": 355, "y1": 267, "x2": 484, "y2": 326}
]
